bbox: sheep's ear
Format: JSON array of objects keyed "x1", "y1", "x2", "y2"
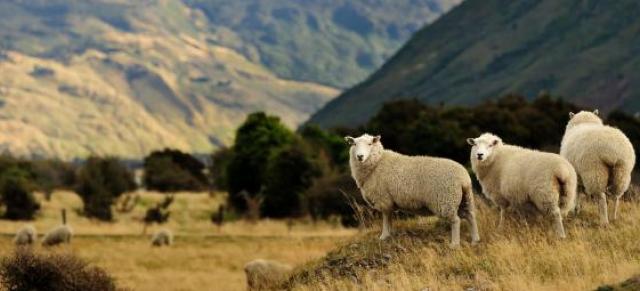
[
  {"x1": 569, "y1": 112, "x2": 575, "y2": 119},
  {"x1": 492, "y1": 139, "x2": 501, "y2": 146},
  {"x1": 344, "y1": 136, "x2": 355, "y2": 145},
  {"x1": 593, "y1": 109, "x2": 599, "y2": 116},
  {"x1": 466, "y1": 138, "x2": 476, "y2": 146},
  {"x1": 372, "y1": 135, "x2": 381, "y2": 143}
]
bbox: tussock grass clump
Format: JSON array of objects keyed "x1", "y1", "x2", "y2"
[
  {"x1": 286, "y1": 197, "x2": 640, "y2": 290},
  {"x1": 0, "y1": 249, "x2": 120, "y2": 291}
]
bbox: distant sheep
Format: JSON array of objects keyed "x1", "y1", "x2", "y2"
[
  {"x1": 42, "y1": 225, "x2": 73, "y2": 247},
  {"x1": 345, "y1": 134, "x2": 480, "y2": 246},
  {"x1": 468, "y1": 133, "x2": 577, "y2": 238},
  {"x1": 150, "y1": 229, "x2": 173, "y2": 246},
  {"x1": 561, "y1": 110, "x2": 636, "y2": 225},
  {"x1": 42, "y1": 209, "x2": 73, "y2": 247},
  {"x1": 14, "y1": 225, "x2": 37, "y2": 246},
  {"x1": 244, "y1": 259, "x2": 292, "y2": 290}
]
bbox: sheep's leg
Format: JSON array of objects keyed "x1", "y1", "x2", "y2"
[
  {"x1": 465, "y1": 210, "x2": 480, "y2": 244},
  {"x1": 450, "y1": 215, "x2": 461, "y2": 248},
  {"x1": 598, "y1": 192, "x2": 609, "y2": 226},
  {"x1": 613, "y1": 193, "x2": 623, "y2": 221},
  {"x1": 497, "y1": 208, "x2": 504, "y2": 228},
  {"x1": 379, "y1": 211, "x2": 392, "y2": 240},
  {"x1": 551, "y1": 206, "x2": 566, "y2": 239}
]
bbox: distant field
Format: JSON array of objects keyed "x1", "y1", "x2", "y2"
[{"x1": 0, "y1": 191, "x2": 355, "y2": 290}]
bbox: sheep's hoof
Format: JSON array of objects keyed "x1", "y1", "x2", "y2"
[
  {"x1": 379, "y1": 233, "x2": 391, "y2": 240},
  {"x1": 471, "y1": 239, "x2": 480, "y2": 246},
  {"x1": 448, "y1": 243, "x2": 460, "y2": 249}
]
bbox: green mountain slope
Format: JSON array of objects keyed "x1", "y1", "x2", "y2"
[
  {"x1": 0, "y1": 0, "x2": 337, "y2": 159},
  {"x1": 309, "y1": 0, "x2": 640, "y2": 128},
  {"x1": 185, "y1": 0, "x2": 462, "y2": 88}
]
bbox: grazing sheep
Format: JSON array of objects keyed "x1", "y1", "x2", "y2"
[
  {"x1": 14, "y1": 225, "x2": 37, "y2": 246},
  {"x1": 345, "y1": 134, "x2": 480, "y2": 246},
  {"x1": 42, "y1": 209, "x2": 73, "y2": 247},
  {"x1": 244, "y1": 259, "x2": 292, "y2": 290},
  {"x1": 150, "y1": 229, "x2": 173, "y2": 246},
  {"x1": 560, "y1": 110, "x2": 636, "y2": 225},
  {"x1": 468, "y1": 133, "x2": 577, "y2": 238}
]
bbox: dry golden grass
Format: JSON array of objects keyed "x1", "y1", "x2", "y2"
[
  {"x1": 287, "y1": 198, "x2": 640, "y2": 291},
  {"x1": 0, "y1": 191, "x2": 355, "y2": 291}
]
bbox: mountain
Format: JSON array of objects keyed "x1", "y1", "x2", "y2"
[
  {"x1": 185, "y1": 0, "x2": 462, "y2": 88},
  {"x1": 309, "y1": 0, "x2": 640, "y2": 128},
  {"x1": 0, "y1": 0, "x2": 458, "y2": 159}
]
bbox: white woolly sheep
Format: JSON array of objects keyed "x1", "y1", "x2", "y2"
[
  {"x1": 468, "y1": 133, "x2": 577, "y2": 238},
  {"x1": 560, "y1": 110, "x2": 636, "y2": 225},
  {"x1": 150, "y1": 229, "x2": 173, "y2": 246},
  {"x1": 14, "y1": 225, "x2": 37, "y2": 246},
  {"x1": 42, "y1": 225, "x2": 73, "y2": 247},
  {"x1": 42, "y1": 209, "x2": 73, "y2": 247},
  {"x1": 345, "y1": 134, "x2": 480, "y2": 246},
  {"x1": 244, "y1": 259, "x2": 292, "y2": 290}
]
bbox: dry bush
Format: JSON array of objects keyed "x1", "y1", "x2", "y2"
[{"x1": 0, "y1": 249, "x2": 120, "y2": 291}]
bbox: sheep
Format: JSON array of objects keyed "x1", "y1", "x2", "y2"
[
  {"x1": 244, "y1": 259, "x2": 292, "y2": 290},
  {"x1": 560, "y1": 110, "x2": 636, "y2": 226},
  {"x1": 345, "y1": 133, "x2": 480, "y2": 246},
  {"x1": 14, "y1": 225, "x2": 37, "y2": 246},
  {"x1": 42, "y1": 209, "x2": 73, "y2": 247},
  {"x1": 467, "y1": 133, "x2": 577, "y2": 238},
  {"x1": 150, "y1": 229, "x2": 173, "y2": 246}
]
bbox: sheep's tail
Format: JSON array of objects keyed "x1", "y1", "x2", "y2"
[{"x1": 557, "y1": 169, "x2": 577, "y2": 216}]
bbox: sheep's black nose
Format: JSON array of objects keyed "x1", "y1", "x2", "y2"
[
  {"x1": 357, "y1": 154, "x2": 364, "y2": 161},
  {"x1": 477, "y1": 153, "x2": 484, "y2": 160}
]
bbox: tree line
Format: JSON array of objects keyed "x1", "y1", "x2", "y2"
[{"x1": 1, "y1": 94, "x2": 640, "y2": 226}]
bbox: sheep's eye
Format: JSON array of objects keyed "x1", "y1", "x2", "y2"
[{"x1": 368, "y1": 143, "x2": 372, "y2": 146}]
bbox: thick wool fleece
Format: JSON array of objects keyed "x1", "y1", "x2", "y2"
[
  {"x1": 560, "y1": 111, "x2": 635, "y2": 224},
  {"x1": 244, "y1": 259, "x2": 292, "y2": 290},
  {"x1": 42, "y1": 225, "x2": 73, "y2": 247},
  {"x1": 151, "y1": 229, "x2": 173, "y2": 246},
  {"x1": 349, "y1": 136, "x2": 479, "y2": 245},
  {"x1": 14, "y1": 225, "x2": 37, "y2": 246},
  {"x1": 471, "y1": 135, "x2": 577, "y2": 216}
]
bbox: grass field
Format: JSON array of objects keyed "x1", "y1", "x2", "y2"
[
  {"x1": 2, "y1": 190, "x2": 640, "y2": 290},
  {"x1": 0, "y1": 191, "x2": 355, "y2": 290}
]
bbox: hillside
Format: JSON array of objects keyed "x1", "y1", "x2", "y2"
[
  {"x1": 185, "y1": 0, "x2": 462, "y2": 88},
  {"x1": 285, "y1": 193, "x2": 640, "y2": 290},
  {"x1": 0, "y1": 0, "x2": 337, "y2": 159},
  {"x1": 309, "y1": 0, "x2": 640, "y2": 128},
  {"x1": 0, "y1": 0, "x2": 460, "y2": 159}
]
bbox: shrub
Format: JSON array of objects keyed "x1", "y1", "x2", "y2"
[
  {"x1": 262, "y1": 142, "x2": 320, "y2": 217},
  {"x1": 227, "y1": 112, "x2": 294, "y2": 212},
  {"x1": 0, "y1": 249, "x2": 118, "y2": 291},
  {"x1": 305, "y1": 171, "x2": 364, "y2": 227},
  {"x1": 143, "y1": 195, "x2": 173, "y2": 225},
  {"x1": 209, "y1": 147, "x2": 233, "y2": 191},
  {"x1": 0, "y1": 167, "x2": 39, "y2": 220},
  {"x1": 76, "y1": 157, "x2": 135, "y2": 221},
  {"x1": 143, "y1": 149, "x2": 208, "y2": 192}
]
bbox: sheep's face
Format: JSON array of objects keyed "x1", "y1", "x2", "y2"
[
  {"x1": 345, "y1": 134, "x2": 382, "y2": 163},
  {"x1": 467, "y1": 133, "x2": 502, "y2": 162},
  {"x1": 567, "y1": 110, "x2": 602, "y2": 130}
]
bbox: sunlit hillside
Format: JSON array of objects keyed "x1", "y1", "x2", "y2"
[{"x1": 0, "y1": 0, "x2": 338, "y2": 159}]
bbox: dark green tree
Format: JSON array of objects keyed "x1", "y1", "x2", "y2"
[
  {"x1": 143, "y1": 149, "x2": 208, "y2": 192},
  {"x1": 0, "y1": 167, "x2": 39, "y2": 220},
  {"x1": 76, "y1": 157, "x2": 135, "y2": 221},
  {"x1": 227, "y1": 112, "x2": 294, "y2": 212},
  {"x1": 300, "y1": 125, "x2": 349, "y2": 168},
  {"x1": 209, "y1": 147, "x2": 233, "y2": 191},
  {"x1": 262, "y1": 141, "x2": 320, "y2": 217}
]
